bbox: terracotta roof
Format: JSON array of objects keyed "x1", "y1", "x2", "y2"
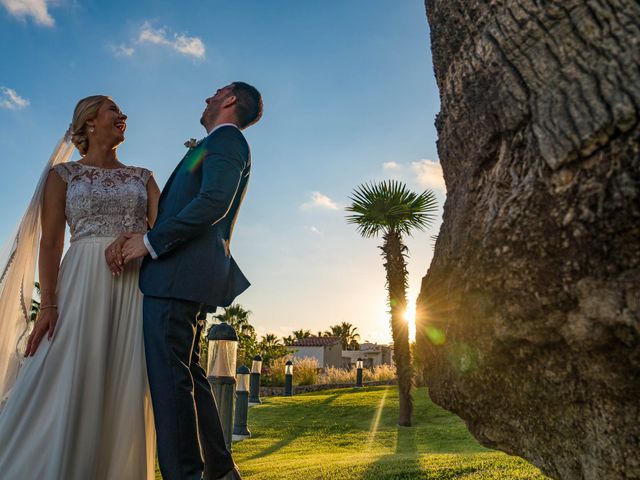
[{"x1": 291, "y1": 336, "x2": 341, "y2": 347}]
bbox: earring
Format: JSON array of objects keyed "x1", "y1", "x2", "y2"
[{"x1": 89, "y1": 127, "x2": 95, "y2": 133}]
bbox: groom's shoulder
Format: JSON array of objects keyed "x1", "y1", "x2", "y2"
[
  {"x1": 204, "y1": 126, "x2": 248, "y2": 151},
  {"x1": 207, "y1": 125, "x2": 245, "y2": 143}
]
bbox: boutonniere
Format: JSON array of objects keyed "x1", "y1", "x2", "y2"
[{"x1": 184, "y1": 138, "x2": 202, "y2": 150}]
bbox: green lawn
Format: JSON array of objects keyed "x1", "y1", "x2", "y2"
[
  {"x1": 156, "y1": 386, "x2": 548, "y2": 479},
  {"x1": 235, "y1": 386, "x2": 547, "y2": 479}
]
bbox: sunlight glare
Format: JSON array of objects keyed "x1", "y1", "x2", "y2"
[
  {"x1": 367, "y1": 387, "x2": 388, "y2": 447},
  {"x1": 404, "y1": 303, "x2": 416, "y2": 343}
]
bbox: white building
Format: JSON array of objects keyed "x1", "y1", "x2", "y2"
[
  {"x1": 288, "y1": 336, "x2": 343, "y2": 368},
  {"x1": 342, "y1": 342, "x2": 394, "y2": 369}
]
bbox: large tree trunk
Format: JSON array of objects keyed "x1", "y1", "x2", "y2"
[
  {"x1": 382, "y1": 230, "x2": 413, "y2": 426},
  {"x1": 417, "y1": 1, "x2": 640, "y2": 479}
]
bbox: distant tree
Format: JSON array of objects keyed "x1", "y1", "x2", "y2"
[
  {"x1": 325, "y1": 322, "x2": 360, "y2": 350},
  {"x1": 346, "y1": 179, "x2": 438, "y2": 426},
  {"x1": 283, "y1": 329, "x2": 312, "y2": 346},
  {"x1": 259, "y1": 333, "x2": 289, "y2": 366},
  {"x1": 293, "y1": 329, "x2": 312, "y2": 339},
  {"x1": 213, "y1": 304, "x2": 255, "y2": 337}
]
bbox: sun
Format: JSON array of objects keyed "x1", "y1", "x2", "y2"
[
  {"x1": 404, "y1": 303, "x2": 416, "y2": 343},
  {"x1": 403, "y1": 303, "x2": 416, "y2": 323},
  {"x1": 372, "y1": 299, "x2": 417, "y2": 344}
]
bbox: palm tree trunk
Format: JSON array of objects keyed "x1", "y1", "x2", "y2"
[{"x1": 382, "y1": 229, "x2": 413, "y2": 426}]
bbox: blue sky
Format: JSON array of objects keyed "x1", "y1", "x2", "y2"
[{"x1": 0, "y1": 0, "x2": 443, "y2": 344}]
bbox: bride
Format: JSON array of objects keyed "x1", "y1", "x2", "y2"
[{"x1": 0, "y1": 95, "x2": 160, "y2": 479}]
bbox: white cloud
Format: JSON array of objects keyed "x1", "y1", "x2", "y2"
[
  {"x1": 110, "y1": 44, "x2": 135, "y2": 57},
  {"x1": 383, "y1": 161, "x2": 399, "y2": 170},
  {"x1": 306, "y1": 226, "x2": 322, "y2": 235},
  {"x1": 138, "y1": 21, "x2": 205, "y2": 59},
  {"x1": 411, "y1": 159, "x2": 446, "y2": 192},
  {"x1": 1, "y1": 0, "x2": 54, "y2": 26},
  {"x1": 0, "y1": 87, "x2": 30, "y2": 110},
  {"x1": 301, "y1": 192, "x2": 339, "y2": 211},
  {"x1": 381, "y1": 159, "x2": 446, "y2": 193}
]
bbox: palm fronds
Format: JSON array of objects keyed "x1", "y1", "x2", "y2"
[{"x1": 346, "y1": 180, "x2": 438, "y2": 238}]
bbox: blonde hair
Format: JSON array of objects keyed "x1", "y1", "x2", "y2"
[{"x1": 70, "y1": 95, "x2": 110, "y2": 155}]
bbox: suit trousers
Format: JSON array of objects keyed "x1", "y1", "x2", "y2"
[{"x1": 143, "y1": 296, "x2": 234, "y2": 480}]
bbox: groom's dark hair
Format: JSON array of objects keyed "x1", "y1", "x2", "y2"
[{"x1": 230, "y1": 82, "x2": 263, "y2": 129}]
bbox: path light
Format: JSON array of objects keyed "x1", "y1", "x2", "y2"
[
  {"x1": 284, "y1": 360, "x2": 294, "y2": 397},
  {"x1": 233, "y1": 365, "x2": 251, "y2": 442},
  {"x1": 249, "y1": 354, "x2": 263, "y2": 405},
  {"x1": 207, "y1": 322, "x2": 238, "y2": 451},
  {"x1": 356, "y1": 358, "x2": 364, "y2": 388}
]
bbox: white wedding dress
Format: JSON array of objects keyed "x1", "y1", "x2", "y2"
[{"x1": 0, "y1": 161, "x2": 156, "y2": 479}]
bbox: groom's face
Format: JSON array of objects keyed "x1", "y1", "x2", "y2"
[{"x1": 200, "y1": 85, "x2": 233, "y2": 127}]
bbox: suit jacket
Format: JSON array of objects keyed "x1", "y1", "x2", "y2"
[{"x1": 139, "y1": 125, "x2": 251, "y2": 309}]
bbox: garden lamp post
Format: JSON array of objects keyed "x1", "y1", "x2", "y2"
[
  {"x1": 284, "y1": 360, "x2": 294, "y2": 397},
  {"x1": 356, "y1": 358, "x2": 364, "y2": 387},
  {"x1": 207, "y1": 322, "x2": 238, "y2": 451},
  {"x1": 233, "y1": 365, "x2": 251, "y2": 442},
  {"x1": 249, "y1": 354, "x2": 263, "y2": 405}
]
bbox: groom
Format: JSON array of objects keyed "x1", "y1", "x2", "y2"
[{"x1": 110, "y1": 82, "x2": 262, "y2": 480}]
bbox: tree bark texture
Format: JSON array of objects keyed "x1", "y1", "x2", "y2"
[
  {"x1": 382, "y1": 230, "x2": 414, "y2": 426},
  {"x1": 417, "y1": 1, "x2": 639, "y2": 479}
]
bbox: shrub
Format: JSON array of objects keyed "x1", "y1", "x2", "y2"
[
  {"x1": 261, "y1": 356, "x2": 320, "y2": 386},
  {"x1": 364, "y1": 364, "x2": 396, "y2": 382},
  {"x1": 262, "y1": 357, "x2": 287, "y2": 386},
  {"x1": 319, "y1": 364, "x2": 397, "y2": 385},
  {"x1": 262, "y1": 361, "x2": 397, "y2": 386},
  {"x1": 294, "y1": 357, "x2": 319, "y2": 386},
  {"x1": 320, "y1": 366, "x2": 356, "y2": 384}
]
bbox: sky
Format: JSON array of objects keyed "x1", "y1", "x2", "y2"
[{"x1": 0, "y1": 0, "x2": 443, "y2": 345}]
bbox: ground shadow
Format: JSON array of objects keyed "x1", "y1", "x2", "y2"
[
  {"x1": 246, "y1": 393, "x2": 340, "y2": 460},
  {"x1": 360, "y1": 425, "x2": 420, "y2": 479},
  {"x1": 244, "y1": 432, "x2": 298, "y2": 461}
]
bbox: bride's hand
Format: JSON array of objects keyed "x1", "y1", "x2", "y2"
[
  {"x1": 105, "y1": 235, "x2": 128, "y2": 276},
  {"x1": 24, "y1": 308, "x2": 58, "y2": 357}
]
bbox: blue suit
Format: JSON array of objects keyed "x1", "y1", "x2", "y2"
[{"x1": 140, "y1": 125, "x2": 251, "y2": 480}]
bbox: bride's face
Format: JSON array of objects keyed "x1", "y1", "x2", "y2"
[{"x1": 89, "y1": 99, "x2": 127, "y2": 148}]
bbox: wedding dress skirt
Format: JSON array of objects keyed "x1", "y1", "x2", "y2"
[{"x1": 0, "y1": 236, "x2": 155, "y2": 479}]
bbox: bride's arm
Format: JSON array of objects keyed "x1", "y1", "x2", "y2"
[
  {"x1": 146, "y1": 175, "x2": 161, "y2": 229},
  {"x1": 24, "y1": 170, "x2": 66, "y2": 357}
]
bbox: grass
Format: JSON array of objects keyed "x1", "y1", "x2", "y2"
[{"x1": 156, "y1": 386, "x2": 548, "y2": 479}]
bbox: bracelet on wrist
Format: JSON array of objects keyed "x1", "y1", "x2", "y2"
[{"x1": 40, "y1": 305, "x2": 57, "y2": 311}]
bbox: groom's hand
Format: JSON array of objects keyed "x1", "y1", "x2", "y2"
[
  {"x1": 122, "y1": 233, "x2": 149, "y2": 263},
  {"x1": 105, "y1": 234, "x2": 129, "y2": 276}
]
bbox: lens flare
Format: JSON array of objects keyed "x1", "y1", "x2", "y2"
[
  {"x1": 425, "y1": 326, "x2": 446, "y2": 345},
  {"x1": 186, "y1": 147, "x2": 206, "y2": 172}
]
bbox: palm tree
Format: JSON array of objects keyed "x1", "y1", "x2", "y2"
[
  {"x1": 283, "y1": 329, "x2": 312, "y2": 346},
  {"x1": 346, "y1": 180, "x2": 437, "y2": 426},
  {"x1": 259, "y1": 333, "x2": 289, "y2": 366},
  {"x1": 213, "y1": 304, "x2": 255, "y2": 337},
  {"x1": 293, "y1": 329, "x2": 312, "y2": 340},
  {"x1": 260, "y1": 333, "x2": 281, "y2": 349},
  {"x1": 325, "y1": 322, "x2": 360, "y2": 350}
]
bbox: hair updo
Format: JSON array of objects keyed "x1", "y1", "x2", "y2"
[{"x1": 69, "y1": 95, "x2": 110, "y2": 155}]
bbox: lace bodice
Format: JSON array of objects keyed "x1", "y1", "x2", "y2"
[{"x1": 52, "y1": 161, "x2": 152, "y2": 241}]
